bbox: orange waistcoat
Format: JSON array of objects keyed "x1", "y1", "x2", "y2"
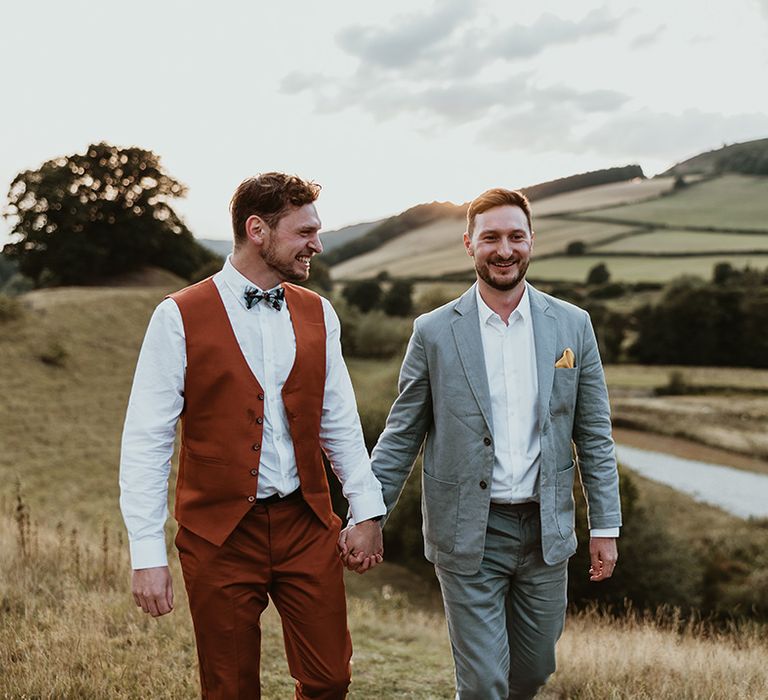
[{"x1": 169, "y1": 277, "x2": 334, "y2": 546}]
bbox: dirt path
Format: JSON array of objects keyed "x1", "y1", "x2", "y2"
[{"x1": 613, "y1": 427, "x2": 768, "y2": 476}]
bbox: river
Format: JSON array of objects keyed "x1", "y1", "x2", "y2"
[{"x1": 615, "y1": 444, "x2": 768, "y2": 520}]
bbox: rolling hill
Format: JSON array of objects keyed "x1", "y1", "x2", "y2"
[
  {"x1": 662, "y1": 137, "x2": 768, "y2": 176},
  {"x1": 329, "y1": 172, "x2": 768, "y2": 284}
]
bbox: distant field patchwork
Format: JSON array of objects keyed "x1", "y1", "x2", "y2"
[
  {"x1": 591, "y1": 230, "x2": 768, "y2": 254},
  {"x1": 529, "y1": 254, "x2": 768, "y2": 283},
  {"x1": 533, "y1": 177, "x2": 675, "y2": 216},
  {"x1": 572, "y1": 175, "x2": 768, "y2": 231},
  {"x1": 331, "y1": 173, "x2": 768, "y2": 283}
]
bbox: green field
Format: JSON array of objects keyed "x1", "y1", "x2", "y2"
[
  {"x1": 529, "y1": 254, "x2": 768, "y2": 283},
  {"x1": 330, "y1": 173, "x2": 768, "y2": 283},
  {"x1": 533, "y1": 176, "x2": 675, "y2": 216},
  {"x1": 332, "y1": 217, "x2": 640, "y2": 280},
  {"x1": 573, "y1": 174, "x2": 768, "y2": 230},
  {"x1": 591, "y1": 229, "x2": 768, "y2": 253}
]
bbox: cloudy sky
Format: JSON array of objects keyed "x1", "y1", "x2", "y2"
[{"x1": 1, "y1": 0, "x2": 767, "y2": 244}]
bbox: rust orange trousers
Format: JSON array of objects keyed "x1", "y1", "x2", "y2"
[{"x1": 175, "y1": 496, "x2": 352, "y2": 699}]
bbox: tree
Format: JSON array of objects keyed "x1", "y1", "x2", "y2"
[
  {"x1": 2, "y1": 142, "x2": 216, "y2": 286},
  {"x1": 341, "y1": 279, "x2": 382, "y2": 313},
  {"x1": 586, "y1": 262, "x2": 610, "y2": 286},
  {"x1": 382, "y1": 280, "x2": 414, "y2": 316},
  {"x1": 565, "y1": 240, "x2": 586, "y2": 256}
]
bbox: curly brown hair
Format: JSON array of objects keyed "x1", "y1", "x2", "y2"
[
  {"x1": 230, "y1": 172, "x2": 321, "y2": 244},
  {"x1": 466, "y1": 188, "x2": 532, "y2": 236}
]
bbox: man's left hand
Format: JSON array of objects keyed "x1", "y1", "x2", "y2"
[{"x1": 589, "y1": 537, "x2": 618, "y2": 581}]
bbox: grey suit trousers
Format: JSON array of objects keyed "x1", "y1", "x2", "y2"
[{"x1": 435, "y1": 503, "x2": 568, "y2": 700}]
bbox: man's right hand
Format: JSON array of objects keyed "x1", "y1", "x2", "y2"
[{"x1": 132, "y1": 566, "x2": 174, "y2": 617}]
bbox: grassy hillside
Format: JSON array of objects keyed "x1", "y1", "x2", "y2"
[
  {"x1": 331, "y1": 172, "x2": 768, "y2": 284},
  {"x1": 4, "y1": 498, "x2": 768, "y2": 699},
  {"x1": 662, "y1": 137, "x2": 768, "y2": 176},
  {"x1": 572, "y1": 174, "x2": 768, "y2": 231},
  {"x1": 3, "y1": 288, "x2": 768, "y2": 697}
]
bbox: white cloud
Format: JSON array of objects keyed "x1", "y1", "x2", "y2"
[
  {"x1": 336, "y1": 0, "x2": 477, "y2": 69},
  {"x1": 580, "y1": 109, "x2": 768, "y2": 158}
]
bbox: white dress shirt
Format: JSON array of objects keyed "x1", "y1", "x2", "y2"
[
  {"x1": 120, "y1": 257, "x2": 385, "y2": 569},
  {"x1": 476, "y1": 284, "x2": 618, "y2": 538}
]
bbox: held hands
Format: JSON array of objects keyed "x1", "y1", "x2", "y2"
[
  {"x1": 132, "y1": 566, "x2": 174, "y2": 617},
  {"x1": 337, "y1": 519, "x2": 384, "y2": 574},
  {"x1": 589, "y1": 537, "x2": 618, "y2": 582}
]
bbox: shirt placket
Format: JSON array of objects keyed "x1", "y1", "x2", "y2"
[
  {"x1": 259, "y1": 306, "x2": 286, "y2": 491},
  {"x1": 506, "y1": 316, "x2": 523, "y2": 494}
]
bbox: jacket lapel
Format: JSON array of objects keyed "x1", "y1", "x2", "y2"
[
  {"x1": 528, "y1": 285, "x2": 557, "y2": 428},
  {"x1": 451, "y1": 284, "x2": 493, "y2": 432}
]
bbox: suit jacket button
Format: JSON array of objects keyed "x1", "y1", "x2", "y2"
[
  {"x1": 479, "y1": 480, "x2": 488, "y2": 489},
  {"x1": 247, "y1": 495, "x2": 255, "y2": 502},
  {"x1": 483, "y1": 437, "x2": 492, "y2": 446}
]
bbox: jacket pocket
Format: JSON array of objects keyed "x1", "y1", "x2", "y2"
[
  {"x1": 550, "y1": 367, "x2": 578, "y2": 416},
  {"x1": 422, "y1": 470, "x2": 459, "y2": 553},
  {"x1": 555, "y1": 460, "x2": 576, "y2": 539}
]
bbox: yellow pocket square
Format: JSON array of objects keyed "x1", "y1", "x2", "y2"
[{"x1": 555, "y1": 348, "x2": 575, "y2": 368}]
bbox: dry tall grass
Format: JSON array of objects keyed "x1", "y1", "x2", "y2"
[
  {"x1": 3, "y1": 492, "x2": 768, "y2": 699},
  {"x1": 3, "y1": 288, "x2": 768, "y2": 698}
]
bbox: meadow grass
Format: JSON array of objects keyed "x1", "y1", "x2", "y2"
[
  {"x1": 3, "y1": 496, "x2": 768, "y2": 699},
  {"x1": 331, "y1": 216, "x2": 639, "y2": 280},
  {"x1": 532, "y1": 177, "x2": 675, "y2": 217},
  {"x1": 3, "y1": 287, "x2": 768, "y2": 697},
  {"x1": 529, "y1": 253, "x2": 768, "y2": 283},
  {"x1": 574, "y1": 174, "x2": 768, "y2": 231},
  {"x1": 604, "y1": 364, "x2": 768, "y2": 392},
  {"x1": 592, "y1": 229, "x2": 768, "y2": 253}
]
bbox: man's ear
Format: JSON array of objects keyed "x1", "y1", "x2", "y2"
[
  {"x1": 463, "y1": 231, "x2": 474, "y2": 258},
  {"x1": 245, "y1": 215, "x2": 267, "y2": 246}
]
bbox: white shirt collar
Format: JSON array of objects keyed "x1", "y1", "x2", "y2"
[
  {"x1": 475, "y1": 282, "x2": 531, "y2": 327},
  {"x1": 220, "y1": 255, "x2": 283, "y2": 311}
]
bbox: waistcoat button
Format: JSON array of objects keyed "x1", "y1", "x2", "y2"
[
  {"x1": 250, "y1": 469, "x2": 258, "y2": 476},
  {"x1": 247, "y1": 495, "x2": 255, "y2": 502},
  {"x1": 256, "y1": 417, "x2": 263, "y2": 425}
]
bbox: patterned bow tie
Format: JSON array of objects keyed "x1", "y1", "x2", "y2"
[{"x1": 244, "y1": 286, "x2": 285, "y2": 310}]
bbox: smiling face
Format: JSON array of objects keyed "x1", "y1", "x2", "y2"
[
  {"x1": 260, "y1": 203, "x2": 322, "y2": 283},
  {"x1": 464, "y1": 204, "x2": 534, "y2": 292}
]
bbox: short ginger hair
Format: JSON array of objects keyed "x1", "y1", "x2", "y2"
[{"x1": 466, "y1": 188, "x2": 532, "y2": 236}]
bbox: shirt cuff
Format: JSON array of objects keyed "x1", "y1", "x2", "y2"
[
  {"x1": 347, "y1": 491, "x2": 386, "y2": 525},
  {"x1": 590, "y1": 527, "x2": 620, "y2": 538},
  {"x1": 129, "y1": 536, "x2": 169, "y2": 569}
]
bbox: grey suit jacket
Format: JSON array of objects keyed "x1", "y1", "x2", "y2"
[{"x1": 370, "y1": 283, "x2": 622, "y2": 574}]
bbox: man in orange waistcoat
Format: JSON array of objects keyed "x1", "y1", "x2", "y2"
[{"x1": 119, "y1": 172, "x2": 386, "y2": 699}]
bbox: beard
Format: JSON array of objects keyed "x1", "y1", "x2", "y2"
[
  {"x1": 262, "y1": 239, "x2": 310, "y2": 283},
  {"x1": 475, "y1": 256, "x2": 530, "y2": 291}
]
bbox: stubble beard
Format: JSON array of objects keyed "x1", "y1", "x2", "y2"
[
  {"x1": 475, "y1": 257, "x2": 530, "y2": 291},
  {"x1": 262, "y1": 239, "x2": 310, "y2": 283}
]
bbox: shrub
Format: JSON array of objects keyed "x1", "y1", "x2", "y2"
[
  {"x1": 39, "y1": 340, "x2": 68, "y2": 367},
  {"x1": 342, "y1": 279, "x2": 382, "y2": 313},
  {"x1": 414, "y1": 286, "x2": 455, "y2": 315},
  {"x1": 382, "y1": 280, "x2": 414, "y2": 317},
  {"x1": 350, "y1": 312, "x2": 412, "y2": 359},
  {"x1": 0, "y1": 294, "x2": 24, "y2": 323},
  {"x1": 586, "y1": 262, "x2": 611, "y2": 286}
]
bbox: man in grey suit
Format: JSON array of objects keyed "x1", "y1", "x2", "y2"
[{"x1": 343, "y1": 187, "x2": 621, "y2": 699}]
